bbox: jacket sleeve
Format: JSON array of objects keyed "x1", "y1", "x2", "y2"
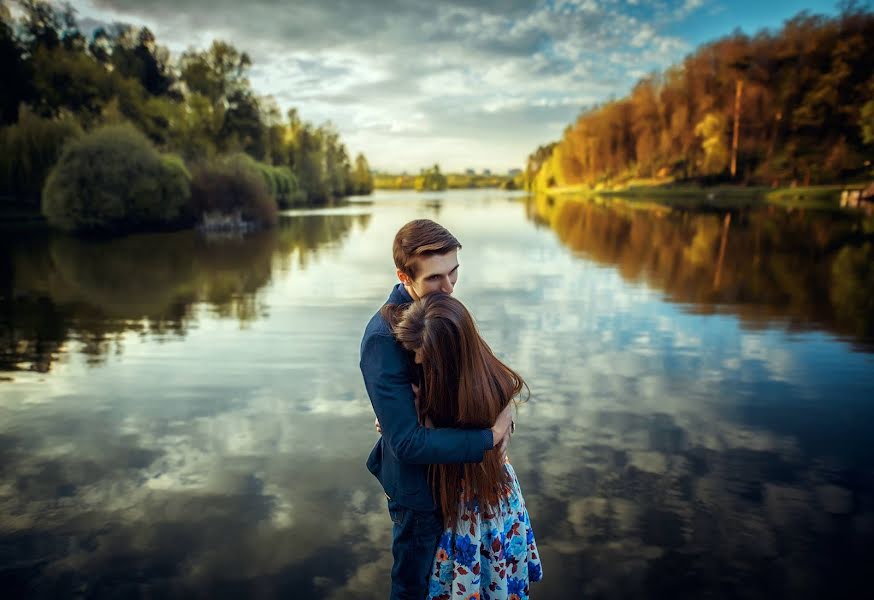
[{"x1": 361, "y1": 332, "x2": 494, "y2": 464}]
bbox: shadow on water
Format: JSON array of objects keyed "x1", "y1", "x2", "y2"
[
  {"x1": 0, "y1": 212, "x2": 370, "y2": 372},
  {"x1": 527, "y1": 194, "x2": 874, "y2": 350}
]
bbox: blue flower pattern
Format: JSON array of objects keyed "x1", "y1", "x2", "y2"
[{"x1": 426, "y1": 462, "x2": 543, "y2": 600}]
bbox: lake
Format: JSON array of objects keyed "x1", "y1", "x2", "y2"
[{"x1": 1, "y1": 189, "x2": 873, "y2": 599}]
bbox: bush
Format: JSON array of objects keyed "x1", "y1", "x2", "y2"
[
  {"x1": 224, "y1": 153, "x2": 304, "y2": 208},
  {"x1": 189, "y1": 155, "x2": 277, "y2": 228},
  {"x1": 0, "y1": 106, "x2": 82, "y2": 206},
  {"x1": 271, "y1": 165, "x2": 306, "y2": 208},
  {"x1": 41, "y1": 124, "x2": 192, "y2": 233},
  {"x1": 159, "y1": 153, "x2": 194, "y2": 219}
]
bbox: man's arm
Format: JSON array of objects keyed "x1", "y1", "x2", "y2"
[{"x1": 361, "y1": 332, "x2": 503, "y2": 464}]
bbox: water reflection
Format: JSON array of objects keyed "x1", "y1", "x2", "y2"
[
  {"x1": 527, "y1": 194, "x2": 874, "y2": 348},
  {"x1": 0, "y1": 212, "x2": 368, "y2": 372},
  {"x1": 0, "y1": 191, "x2": 872, "y2": 599}
]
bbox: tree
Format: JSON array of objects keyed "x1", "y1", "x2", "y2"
[
  {"x1": 107, "y1": 25, "x2": 176, "y2": 97},
  {"x1": 695, "y1": 112, "x2": 730, "y2": 175},
  {"x1": 0, "y1": 3, "x2": 33, "y2": 124},
  {"x1": 179, "y1": 40, "x2": 251, "y2": 106},
  {"x1": 286, "y1": 111, "x2": 328, "y2": 202},
  {"x1": 351, "y1": 153, "x2": 373, "y2": 194},
  {"x1": 415, "y1": 164, "x2": 447, "y2": 191},
  {"x1": 526, "y1": 8, "x2": 874, "y2": 189}
]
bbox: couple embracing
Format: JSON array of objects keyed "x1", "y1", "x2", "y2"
[{"x1": 360, "y1": 219, "x2": 543, "y2": 599}]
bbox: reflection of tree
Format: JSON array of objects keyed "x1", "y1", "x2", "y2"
[
  {"x1": 529, "y1": 194, "x2": 874, "y2": 345},
  {"x1": 1, "y1": 212, "x2": 365, "y2": 372},
  {"x1": 273, "y1": 212, "x2": 367, "y2": 271},
  {"x1": 830, "y1": 243, "x2": 874, "y2": 339}
]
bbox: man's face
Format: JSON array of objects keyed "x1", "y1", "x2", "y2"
[{"x1": 400, "y1": 249, "x2": 459, "y2": 300}]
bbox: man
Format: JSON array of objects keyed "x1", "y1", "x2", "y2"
[{"x1": 360, "y1": 219, "x2": 515, "y2": 599}]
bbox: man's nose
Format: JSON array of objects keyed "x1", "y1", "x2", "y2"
[{"x1": 442, "y1": 278, "x2": 454, "y2": 293}]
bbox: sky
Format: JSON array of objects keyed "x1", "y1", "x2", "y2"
[{"x1": 66, "y1": 0, "x2": 843, "y2": 173}]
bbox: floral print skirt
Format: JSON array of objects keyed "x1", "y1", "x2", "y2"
[{"x1": 426, "y1": 462, "x2": 543, "y2": 600}]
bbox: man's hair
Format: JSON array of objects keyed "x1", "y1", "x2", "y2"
[{"x1": 393, "y1": 219, "x2": 461, "y2": 278}]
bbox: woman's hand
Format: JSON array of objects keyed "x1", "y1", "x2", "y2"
[{"x1": 490, "y1": 403, "x2": 514, "y2": 455}]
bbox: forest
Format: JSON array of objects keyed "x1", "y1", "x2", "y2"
[
  {"x1": 526, "y1": 7, "x2": 873, "y2": 194},
  {"x1": 0, "y1": 1, "x2": 373, "y2": 232}
]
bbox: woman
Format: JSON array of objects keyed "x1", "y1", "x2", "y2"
[{"x1": 383, "y1": 293, "x2": 542, "y2": 600}]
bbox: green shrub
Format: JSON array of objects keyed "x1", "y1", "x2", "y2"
[
  {"x1": 272, "y1": 165, "x2": 305, "y2": 208},
  {"x1": 221, "y1": 153, "x2": 304, "y2": 209},
  {"x1": 189, "y1": 155, "x2": 277, "y2": 228},
  {"x1": 0, "y1": 106, "x2": 82, "y2": 207},
  {"x1": 41, "y1": 124, "x2": 192, "y2": 233},
  {"x1": 159, "y1": 153, "x2": 194, "y2": 219}
]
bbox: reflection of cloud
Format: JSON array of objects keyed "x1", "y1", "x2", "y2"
[
  {"x1": 0, "y1": 383, "x2": 395, "y2": 595},
  {"x1": 3, "y1": 196, "x2": 873, "y2": 596}
]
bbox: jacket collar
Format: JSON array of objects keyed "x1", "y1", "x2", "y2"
[{"x1": 388, "y1": 282, "x2": 413, "y2": 305}]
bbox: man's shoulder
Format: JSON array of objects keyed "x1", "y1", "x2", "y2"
[
  {"x1": 360, "y1": 303, "x2": 405, "y2": 366},
  {"x1": 363, "y1": 306, "x2": 393, "y2": 339},
  {"x1": 362, "y1": 284, "x2": 409, "y2": 342}
]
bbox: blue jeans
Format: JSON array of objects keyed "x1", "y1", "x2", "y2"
[{"x1": 387, "y1": 498, "x2": 443, "y2": 599}]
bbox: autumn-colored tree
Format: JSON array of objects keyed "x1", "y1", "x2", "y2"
[{"x1": 528, "y1": 7, "x2": 874, "y2": 189}]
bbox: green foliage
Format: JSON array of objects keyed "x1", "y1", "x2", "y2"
[
  {"x1": 41, "y1": 124, "x2": 191, "y2": 233},
  {"x1": 373, "y1": 170, "x2": 516, "y2": 190},
  {"x1": 159, "y1": 153, "x2": 193, "y2": 215},
  {"x1": 225, "y1": 152, "x2": 303, "y2": 208},
  {"x1": 286, "y1": 114, "x2": 329, "y2": 203},
  {"x1": 105, "y1": 26, "x2": 175, "y2": 97},
  {"x1": 351, "y1": 153, "x2": 374, "y2": 194},
  {"x1": 179, "y1": 41, "x2": 251, "y2": 106},
  {"x1": 270, "y1": 165, "x2": 305, "y2": 208},
  {"x1": 414, "y1": 165, "x2": 448, "y2": 191},
  {"x1": 189, "y1": 155, "x2": 278, "y2": 228},
  {"x1": 2, "y1": 1, "x2": 369, "y2": 224},
  {"x1": 0, "y1": 106, "x2": 82, "y2": 205}
]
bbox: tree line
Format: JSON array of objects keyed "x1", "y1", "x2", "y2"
[
  {"x1": 0, "y1": 0, "x2": 373, "y2": 226},
  {"x1": 373, "y1": 165, "x2": 522, "y2": 191},
  {"x1": 526, "y1": 7, "x2": 873, "y2": 192}
]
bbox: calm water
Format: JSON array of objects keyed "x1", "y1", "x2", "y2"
[{"x1": 1, "y1": 190, "x2": 873, "y2": 599}]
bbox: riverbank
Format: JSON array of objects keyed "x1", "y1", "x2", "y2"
[{"x1": 530, "y1": 182, "x2": 864, "y2": 210}]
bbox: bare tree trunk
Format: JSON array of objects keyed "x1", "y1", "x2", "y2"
[{"x1": 730, "y1": 79, "x2": 743, "y2": 178}]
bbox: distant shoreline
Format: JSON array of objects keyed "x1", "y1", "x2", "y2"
[{"x1": 530, "y1": 183, "x2": 867, "y2": 210}]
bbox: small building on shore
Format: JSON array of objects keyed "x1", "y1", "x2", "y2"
[{"x1": 840, "y1": 184, "x2": 874, "y2": 209}]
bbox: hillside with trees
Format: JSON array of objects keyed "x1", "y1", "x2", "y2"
[{"x1": 526, "y1": 7, "x2": 873, "y2": 193}]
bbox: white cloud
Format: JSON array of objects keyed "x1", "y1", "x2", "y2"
[{"x1": 63, "y1": 0, "x2": 705, "y2": 171}]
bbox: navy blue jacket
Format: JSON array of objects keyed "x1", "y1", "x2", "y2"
[{"x1": 361, "y1": 284, "x2": 494, "y2": 511}]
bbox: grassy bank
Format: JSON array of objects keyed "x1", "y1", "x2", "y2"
[{"x1": 533, "y1": 182, "x2": 857, "y2": 210}]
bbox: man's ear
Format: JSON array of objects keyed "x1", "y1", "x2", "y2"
[{"x1": 396, "y1": 268, "x2": 410, "y2": 285}]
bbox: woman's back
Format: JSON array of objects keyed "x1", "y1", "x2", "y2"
[{"x1": 391, "y1": 293, "x2": 543, "y2": 599}]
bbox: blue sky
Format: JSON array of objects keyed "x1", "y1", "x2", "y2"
[
  {"x1": 69, "y1": 0, "x2": 845, "y2": 172},
  {"x1": 668, "y1": 0, "x2": 840, "y2": 45}
]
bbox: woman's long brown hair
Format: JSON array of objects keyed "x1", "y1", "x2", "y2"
[{"x1": 384, "y1": 293, "x2": 527, "y2": 529}]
